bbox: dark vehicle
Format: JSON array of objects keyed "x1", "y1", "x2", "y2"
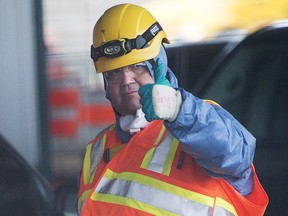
[
  {"x1": 191, "y1": 20, "x2": 288, "y2": 215},
  {"x1": 166, "y1": 36, "x2": 244, "y2": 91},
  {"x1": 0, "y1": 134, "x2": 62, "y2": 216}
]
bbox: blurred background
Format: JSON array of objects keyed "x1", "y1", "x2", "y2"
[
  {"x1": 0, "y1": 0, "x2": 288, "y2": 214},
  {"x1": 45, "y1": 0, "x2": 288, "y2": 184}
]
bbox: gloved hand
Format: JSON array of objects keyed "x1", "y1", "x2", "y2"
[{"x1": 138, "y1": 59, "x2": 182, "y2": 122}]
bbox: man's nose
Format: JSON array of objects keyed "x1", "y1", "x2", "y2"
[{"x1": 121, "y1": 67, "x2": 134, "y2": 84}]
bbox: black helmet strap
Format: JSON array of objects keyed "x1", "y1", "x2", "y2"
[{"x1": 91, "y1": 22, "x2": 163, "y2": 61}]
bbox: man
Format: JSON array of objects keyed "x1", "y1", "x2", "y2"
[{"x1": 78, "y1": 3, "x2": 268, "y2": 215}]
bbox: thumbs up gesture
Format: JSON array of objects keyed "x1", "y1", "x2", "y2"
[{"x1": 138, "y1": 59, "x2": 182, "y2": 122}]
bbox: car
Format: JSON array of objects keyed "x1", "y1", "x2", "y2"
[
  {"x1": 165, "y1": 35, "x2": 244, "y2": 91},
  {"x1": 0, "y1": 134, "x2": 64, "y2": 216},
  {"x1": 188, "y1": 19, "x2": 288, "y2": 215},
  {"x1": 0, "y1": 134, "x2": 61, "y2": 216}
]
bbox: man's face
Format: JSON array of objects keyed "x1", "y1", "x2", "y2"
[{"x1": 105, "y1": 63, "x2": 154, "y2": 116}]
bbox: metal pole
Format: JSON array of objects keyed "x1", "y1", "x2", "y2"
[{"x1": 34, "y1": 0, "x2": 52, "y2": 180}]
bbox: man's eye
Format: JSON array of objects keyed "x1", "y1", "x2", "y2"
[
  {"x1": 110, "y1": 68, "x2": 122, "y2": 75},
  {"x1": 113, "y1": 68, "x2": 122, "y2": 73}
]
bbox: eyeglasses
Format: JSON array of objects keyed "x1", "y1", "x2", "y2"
[{"x1": 104, "y1": 62, "x2": 148, "y2": 84}]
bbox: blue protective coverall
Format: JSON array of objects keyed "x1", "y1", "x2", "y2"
[
  {"x1": 114, "y1": 65, "x2": 255, "y2": 196},
  {"x1": 106, "y1": 45, "x2": 255, "y2": 196}
]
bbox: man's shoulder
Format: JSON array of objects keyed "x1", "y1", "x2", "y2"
[{"x1": 87, "y1": 123, "x2": 116, "y2": 145}]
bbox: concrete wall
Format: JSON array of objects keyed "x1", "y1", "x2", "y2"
[{"x1": 0, "y1": 0, "x2": 41, "y2": 167}]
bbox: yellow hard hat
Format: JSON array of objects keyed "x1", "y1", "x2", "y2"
[{"x1": 91, "y1": 4, "x2": 169, "y2": 73}]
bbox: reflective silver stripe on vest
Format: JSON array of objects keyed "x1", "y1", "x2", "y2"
[
  {"x1": 147, "y1": 132, "x2": 174, "y2": 173},
  {"x1": 94, "y1": 173, "x2": 213, "y2": 216},
  {"x1": 214, "y1": 206, "x2": 235, "y2": 216},
  {"x1": 90, "y1": 135, "x2": 105, "y2": 178},
  {"x1": 88, "y1": 127, "x2": 237, "y2": 216}
]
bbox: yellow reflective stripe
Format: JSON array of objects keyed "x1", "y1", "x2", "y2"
[
  {"x1": 87, "y1": 135, "x2": 106, "y2": 184},
  {"x1": 83, "y1": 144, "x2": 92, "y2": 185},
  {"x1": 109, "y1": 123, "x2": 116, "y2": 131},
  {"x1": 84, "y1": 124, "x2": 115, "y2": 185},
  {"x1": 203, "y1": 99, "x2": 221, "y2": 107},
  {"x1": 162, "y1": 138, "x2": 179, "y2": 176},
  {"x1": 215, "y1": 197, "x2": 238, "y2": 216},
  {"x1": 101, "y1": 134, "x2": 106, "y2": 152},
  {"x1": 78, "y1": 189, "x2": 92, "y2": 211},
  {"x1": 89, "y1": 171, "x2": 95, "y2": 184},
  {"x1": 104, "y1": 169, "x2": 214, "y2": 207},
  {"x1": 140, "y1": 147, "x2": 156, "y2": 169},
  {"x1": 155, "y1": 125, "x2": 166, "y2": 144},
  {"x1": 142, "y1": 133, "x2": 179, "y2": 176},
  {"x1": 93, "y1": 193, "x2": 178, "y2": 216},
  {"x1": 140, "y1": 125, "x2": 166, "y2": 169}
]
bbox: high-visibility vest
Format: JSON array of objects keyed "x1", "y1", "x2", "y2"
[{"x1": 78, "y1": 120, "x2": 268, "y2": 216}]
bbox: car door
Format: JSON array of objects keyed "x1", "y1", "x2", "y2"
[
  {"x1": 196, "y1": 21, "x2": 288, "y2": 215},
  {"x1": 0, "y1": 135, "x2": 60, "y2": 216}
]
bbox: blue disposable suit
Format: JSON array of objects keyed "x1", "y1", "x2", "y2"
[{"x1": 107, "y1": 47, "x2": 255, "y2": 196}]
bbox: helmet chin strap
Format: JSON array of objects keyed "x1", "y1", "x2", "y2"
[{"x1": 119, "y1": 109, "x2": 149, "y2": 134}]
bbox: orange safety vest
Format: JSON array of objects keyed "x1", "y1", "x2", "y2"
[{"x1": 78, "y1": 120, "x2": 268, "y2": 216}]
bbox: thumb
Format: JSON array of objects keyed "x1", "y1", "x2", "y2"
[{"x1": 154, "y1": 59, "x2": 167, "y2": 84}]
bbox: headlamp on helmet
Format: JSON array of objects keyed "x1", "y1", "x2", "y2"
[{"x1": 91, "y1": 22, "x2": 163, "y2": 61}]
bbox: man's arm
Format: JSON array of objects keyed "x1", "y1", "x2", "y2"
[
  {"x1": 139, "y1": 59, "x2": 255, "y2": 196},
  {"x1": 165, "y1": 90, "x2": 255, "y2": 196}
]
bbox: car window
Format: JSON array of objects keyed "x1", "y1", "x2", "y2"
[
  {"x1": 199, "y1": 36, "x2": 288, "y2": 214},
  {"x1": 200, "y1": 41, "x2": 288, "y2": 145}
]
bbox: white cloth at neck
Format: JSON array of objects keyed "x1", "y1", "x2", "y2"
[{"x1": 119, "y1": 109, "x2": 149, "y2": 134}]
